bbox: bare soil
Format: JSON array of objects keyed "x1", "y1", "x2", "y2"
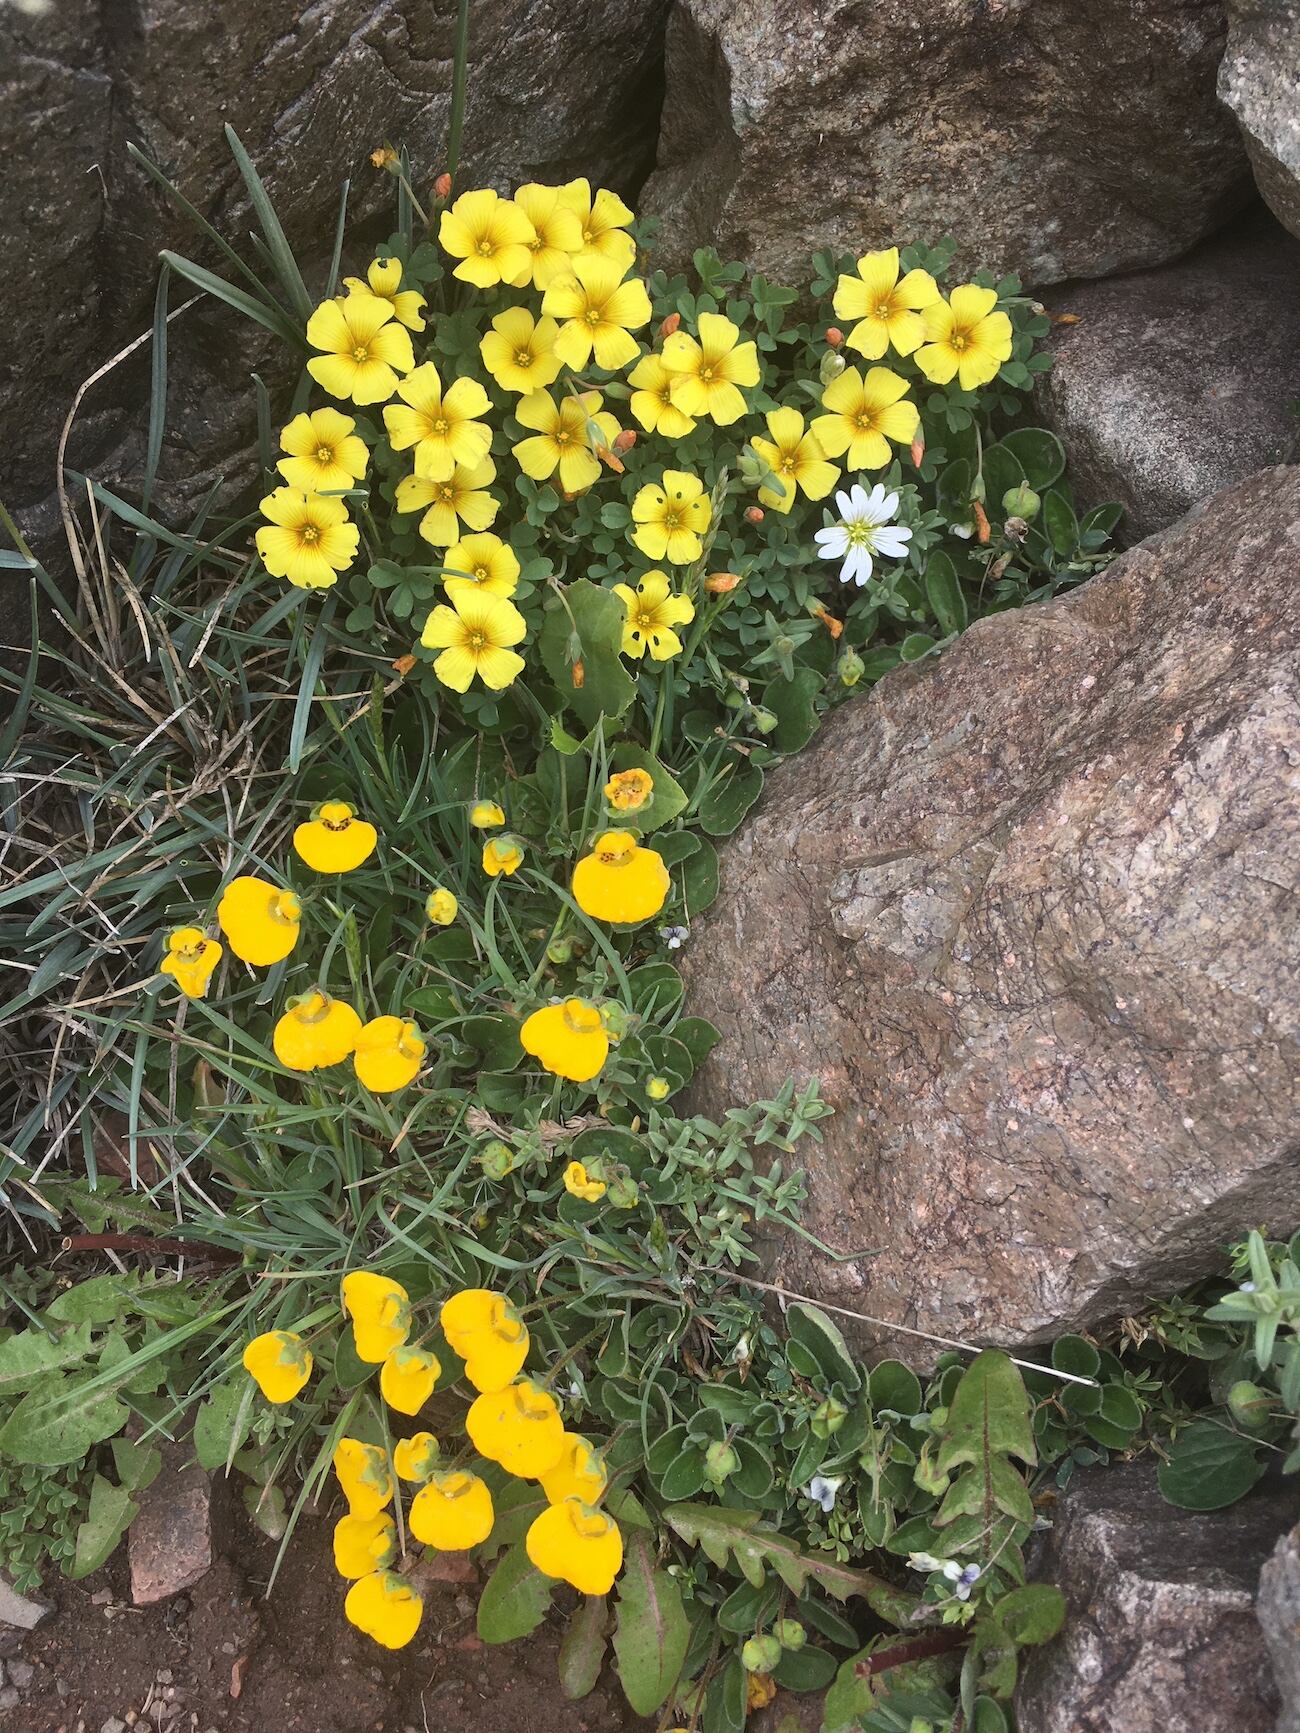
[{"x1": 3, "y1": 1503, "x2": 645, "y2": 1733}]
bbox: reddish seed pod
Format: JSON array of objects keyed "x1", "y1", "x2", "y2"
[
  {"x1": 910, "y1": 432, "x2": 925, "y2": 468},
  {"x1": 744, "y1": 505, "x2": 765, "y2": 525},
  {"x1": 825, "y1": 326, "x2": 844, "y2": 348},
  {"x1": 434, "y1": 172, "x2": 453, "y2": 199},
  {"x1": 613, "y1": 429, "x2": 637, "y2": 454},
  {"x1": 658, "y1": 312, "x2": 681, "y2": 339}
]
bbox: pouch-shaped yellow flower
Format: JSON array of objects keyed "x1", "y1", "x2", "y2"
[
  {"x1": 440, "y1": 1287, "x2": 499, "y2": 1350},
  {"x1": 426, "y1": 887, "x2": 458, "y2": 926},
  {"x1": 393, "y1": 1431, "x2": 440, "y2": 1483},
  {"x1": 332, "y1": 1509, "x2": 397, "y2": 1579},
  {"x1": 217, "y1": 876, "x2": 302, "y2": 966},
  {"x1": 563, "y1": 1160, "x2": 606, "y2": 1203},
  {"x1": 380, "y1": 1345, "x2": 441, "y2": 1415},
  {"x1": 482, "y1": 834, "x2": 525, "y2": 877},
  {"x1": 159, "y1": 927, "x2": 223, "y2": 998},
  {"x1": 354, "y1": 1016, "x2": 426, "y2": 1093},
  {"x1": 292, "y1": 801, "x2": 377, "y2": 873},
  {"x1": 604, "y1": 768, "x2": 653, "y2": 812},
  {"x1": 344, "y1": 1569, "x2": 422, "y2": 1649},
  {"x1": 539, "y1": 1434, "x2": 608, "y2": 1506},
  {"x1": 333, "y1": 1438, "x2": 394, "y2": 1519},
  {"x1": 460, "y1": 1299, "x2": 531, "y2": 1395},
  {"x1": 469, "y1": 800, "x2": 505, "y2": 828},
  {"x1": 467, "y1": 1379, "x2": 565, "y2": 1477},
  {"x1": 409, "y1": 1470, "x2": 495, "y2": 1550},
  {"x1": 572, "y1": 831, "x2": 670, "y2": 925},
  {"x1": 526, "y1": 1497, "x2": 623, "y2": 1595},
  {"x1": 521, "y1": 998, "x2": 609, "y2": 1083},
  {"x1": 242, "y1": 1330, "x2": 313, "y2": 1404},
  {"x1": 341, "y1": 1271, "x2": 411, "y2": 1362},
  {"x1": 273, "y1": 990, "x2": 362, "y2": 1072}
]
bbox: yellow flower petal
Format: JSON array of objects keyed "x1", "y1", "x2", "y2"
[
  {"x1": 293, "y1": 801, "x2": 378, "y2": 873},
  {"x1": 380, "y1": 1345, "x2": 441, "y2": 1415},
  {"x1": 393, "y1": 1431, "x2": 440, "y2": 1483},
  {"x1": 521, "y1": 1000, "x2": 609, "y2": 1083},
  {"x1": 409, "y1": 1471, "x2": 494, "y2": 1550},
  {"x1": 341, "y1": 1271, "x2": 411, "y2": 1363},
  {"x1": 333, "y1": 1438, "x2": 395, "y2": 1520},
  {"x1": 272, "y1": 990, "x2": 362, "y2": 1071},
  {"x1": 242, "y1": 1330, "x2": 312, "y2": 1403},
  {"x1": 333, "y1": 1510, "x2": 396, "y2": 1579},
  {"x1": 526, "y1": 1498, "x2": 622, "y2": 1594},
  {"x1": 344, "y1": 1569, "x2": 422, "y2": 1649},
  {"x1": 572, "y1": 831, "x2": 669, "y2": 924},
  {"x1": 354, "y1": 1015, "x2": 426, "y2": 1093},
  {"x1": 467, "y1": 1379, "x2": 565, "y2": 1477}
]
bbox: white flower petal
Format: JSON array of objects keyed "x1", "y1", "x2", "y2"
[{"x1": 816, "y1": 527, "x2": 850, "y2": 558}]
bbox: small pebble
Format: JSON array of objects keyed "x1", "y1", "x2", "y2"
[
  {"x1": 101, "y1": 1718, "x2": 127, "y2": 1733},
  {"x1": 0, "y1": 1686, "x2": 19, "y2": 1712},
  {"x1": 8, "y1": 1659, "x2": 34, "y2": 1687},
  {"x1": 156, "y1": 1669, "x2": 174, "y2": 1684}
]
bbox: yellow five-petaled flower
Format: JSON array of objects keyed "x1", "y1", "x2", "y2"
[
  {"x1": 255, "y1": 489, "x2": 359, "y2": 591},
  {"x1": 832, "y1": 247, "x2": 940, "y2": 359},
  {"x1": 383, "y1": 362, "x2": 491, "y2": 482},
  {"x1": 750, "y1": 407, "x2": 838, "y2": 514},
  {"x1": 542, "y1": 256, "x2": 652, "y2": 372},
  {"x1": 630, "y1": 470, "x2": 711, "y2": 565},
  {"x1": 421, "y1": 588, "x2": 527, "y2": 693},
  {"x1": 513, "y1": 389, "x2": 620, "y2": 495},
  {"x1": 306, "y1": 294, "x2": 414, "y2": 405},
  {"x1": 612, "y1": 571, "x2": 695, "y2": 660},
  {"x1": 660, "y1": 312, "x2": 760, "y2": 426}
]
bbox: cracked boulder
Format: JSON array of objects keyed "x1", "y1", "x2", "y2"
[
  {"x1": 1015, "y1": 1463, "x2": 1292, "y2": 1733},
  {"x1": 641, "y1": 0, "x2": 1250, "y2": 287},
  {"x1": 683, "y1": 467, "x2": 1300, "y2": 1360},
  {"x1": 1219, "y1": 0, "x2": 1300, "y2": 241},
  {"x1": 1038, "y1": 208, "x2": 1300, "y2": 542},
  {"x1": 1259, "y1": 1518, "x2": 1300, "y2": 1733}
]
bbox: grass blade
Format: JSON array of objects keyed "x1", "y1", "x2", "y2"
[
  {"x1": 224, "y1": 126, "x2": 313, "y2": 323},
  {"x1": 288, "y1": 594, "x2": 336, "y2": 771},
  {"x1": 159, "y1": 251, "x2": 303, "y2": 349}
]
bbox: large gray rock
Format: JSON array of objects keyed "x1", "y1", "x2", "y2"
[
  {"x1": 1, "y1": 0, "x2": 669, "y2": 520},
  {"x1": 641, "y1": 0, "x2": 1251, "y2": 288},
  {"x1": 1016, "y1": 1464, "x2": 1292, "y2": 1733},
  {"x1": 1259, "y1": 1519, "x2": 1300, "y2": 1733},
  {"x1": 1219, "y1": 1, "x2": 1300, "y2": 241},
  {"x1": 684, "y1": 468, "x2": 1300, "y2": 1360},
  {"x1": 1039, "y1": 209, "x2": 1300, "y2": 542}
]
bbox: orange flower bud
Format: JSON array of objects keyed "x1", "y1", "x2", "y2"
[
  {"x1": 572, "y1": 660, "x2": 585, "y2": 689},
  {"x1": 613, "y1": 428, "x2": 637, "y2": 455},
  {"x1": 910, "y1": 432, "x2": 925, "y2": 469},
  {"x1": 744, "y1": 505, "x2": 764, "y2": 525},
  {"x1": 658, "y1": 312, "x2": 681, "y2": 340},
  {"x1": 810, "y1": 602, "x2": 843, "y2": 639},
  {"x1": 434, "y1": 172, "x2": 453, "y2": 199},
  {"x1": 825, "y1": 326, "x2": 844, "y2": 348},
  {"x1": 972, "y1": 500, "x2": 991, "y2": 544},
  {"x1": 705, "y1": 571, "x2": 743, "y2": 593},
  {"x1": 391, "y1": 654, "x2": 417, "y2": 677},
  {"x1": 371, "y1": 147, "x2": 398, "y2": 170}
]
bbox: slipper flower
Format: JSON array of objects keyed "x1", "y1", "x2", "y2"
[
  {"x1": 539, "y1": 1435, "x2": 608, "y2": 1506},
  {"x1": 833, "y1": 247, "x2": 940, "y2": 360},
  {"x1": 661, "y1": 312, "x2": 760, "y2": 426},
  {"x1": 443, "y1": 533, "x2": 520, "y2": 600},
  {"x1": 408, "y1": 1470, "x2": 495, "y2": 1550},
  {"x1": 628, "y1": 352, "x2": 695, "y2": 439},
  {"x1": 397, "y1": 458, "x2": 499, "y2": 547},
  {"x1": 557, "y1": 178, "x2": 637, "y2": 272},
  {"x1": 383, "y1": 362, "x2": 492, "y2": 482},
  {"x1": 276, "y1": 408, "x2": 370, "y2": 494},
  {"x1": 750, "y1": 407, "x2": 838, "y2": 514},
  {"x1": 273, "y1": 990, "x2": 362, "y2": 1071},
  {"x1": 513, "y1": 388, "x2": 620, "y2": 496},
  {"x1": 393, "y1": 1432, "x2": 440, "y2": 1483},
  {"x1": 333, "y1": 1438, "x2": 395, "y2": 1519},
  {"x1": 479, "y1": 306, "x2": 563, "y2": 395},
  {"x1": 255, "y1": 488, "x2": 359, "y2": 590},
  {"x1": 612, "y1": 571, "x2": 695, "y2": 660},
  {"x1": 242, "y1": 1330, "x2": 313, "y2": 1404},
  {"x1": 440, "y1": 1289, "x2": 500, "y2": 1351},
  {"x1": 217, "y1": 876, "x2": 301, "y2": 966},
  {"x1": 542, "y1": 256, "x2": 652, "y2": 372},
  {"x1": 812, "y1": 366, "x2": 919, "y2": 471},
  {"x1": 482, "y1": 834, "x2": 525, "y2": 877},
  {"x1": 563, "y1": 1160, "x2": 606, "y2": 1203},
  {"x1": 341, "y1": 1271, "x2": 411, "y2": 1362},
  {"x1": 159, "y1": 926, "x2": 222, "y2": 998},
  {"x1": 469, "y1": 800, "x2": 505, "y2": 828},
  {"x1": 380, "y1": 1345, "x2": 442, "y2": 1415},
  {"x1": 439, "y1": 188, "x2": 535, "y2": 289},
  {"x1": 915, "y1": 284, "x2": 1013, "y2": 392},
  {"x1": 572, "y1": 831, "x2": 669, "y2": 925},
  {"x1": 354, "y1": 1015, "x2": 426, "y2": 1093},
  {"x1": 293, "y1": 801, "x2": 377, "y2": 873},
  {"x1": 604, "y1": 768, "x2": 653, "y2": 812},
  {"x1": 421, "y1": 589, "x2": 526, "y2": 694},
  {"x1": 306, "y1": 294, "x2": 414, "y2": 404},
  {"x1": 426, "y1": 887, "x2": 458, "y2": 926},
  {"x1": 630, "y1": 472, "x2": 710, "y2": 565},
  {"x1": 341, "y1": 256, "x2": 426, "y2": 331},
  {"x1": 440, "y1": 1290, "x2": 530, "y2": 1393},
  {"x1": 467, "y1": 1379, "x2": 565, "y2": 1477},
  {"x1": 332, "y1": 1510, "x2": 397, "y2": 1579},
  {"x1": 526, "y1": 1497, "x2": 622, "y2": 1595},
  {"x1": 514, "y1": 182, "x2": 585, "y2": 289},
  {"x1": 344, "y1": 1569, "x2": 422, "y2": 1649},
  {"x1": 521, "y1": 998, "x2": 609, "y2": 1083}
]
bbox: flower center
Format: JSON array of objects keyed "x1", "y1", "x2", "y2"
[
  {"x1": 562, "y1": 999, "x2": 602, "y2": 1035},
  {"x1": 472, "y1": 564, "x2": 489, "y2": 582},
  {"x1": 698, "y1": 364, "x2": 716, "y2": 383},
  {"x1": 468, "y1": 629, "x2": 488, "y2": 652},
  {"x1": 778, "y1": 456, "x2": 797, "y2": 475},
  {"x1": 176, "y1": 938, "x2": 204, "y2": 963},
  {"x1": 433, "y1": 417, "x2": 449, "y2": 435},
  {"x1": 844, "y1": 521, "x2": 877, "y2": 551},
  {"x1": 951, "y1": 330, "x2": 970, "y2": 351},
  {"x1": 663, "y1": 506, "x2": 682, "y2": 528},
  {"x1": 854, "y1": 411, "x2": 878, "y2": 432},
  {"x1": 582, "y1": 227, "x2": 594, "y2": 244},
  {"x1": 295, "y1": 991, "x2": 331, "y2": 1025},
  {"x1": 514, "y1": 348, "x2": 533, "y2": 367},
  {"x1": 633, "y1": 606, "x2": 656, "y2": 631},
  {"x1": 477, "y1": 239, "x2": 495, "y2": 257},
  {"x1": 300, "y1": 525, "x2": 319, "y2": 544},
  {"x1": 437, "y1": 484, "x2": 456, "y2": 503},
  {"x1": 397, "y1": 1024, "x2": 425, "y2": 1059},
  {"x1": 571, "y1": 1507, "x2": 612, "y2": 1539},
  {"x1": 352, "y1": 345, "x2": 369, "y2": 363},
  {"x1": 315, "y1": 445, "x2": 334, "y2": 464},
  {"x1": 555, "y1": 429, "x2": 571, "y2": 445},
  {"x1": 272, "y1": 890, "x2": 303, "y2": 925},
  {"x1": 322, "y1": 813, "x2": 352, "y2": 831},
  {"x1": 584, "y1": 308, "x2": 602, "y2": 326},
  {"x1": 875, "y1": 298, "x2": 896, "y2": 320}
]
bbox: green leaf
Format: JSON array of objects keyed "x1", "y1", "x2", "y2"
[
  {"x1": 476, "y1": 1541, "x2": 552, "y2": 1642},
  {"x1": 672, "y1": 1017, "x2": 722, "y2": 1070},
  {"x1": 1050, "y1": 1336, "x2": 1100, "y2": 1380},
  {"x1": 996, "y1": 1583, "x2": 1066, "y2": 1646},
  {"x1": 159, "y1": 251, "x2": 300, "y2": 346},
  {"x1": 613, "y1": 1530, "x2": 690, "y2": 1716},
  {"x1": 997, "y1": 427, "x2": 1065, "y2": 489},
  {"x1": 69, "y1": 1475, "x2": 137, "y2": 1580},
  {"x1": 698, "y1": 761, "x2": 764, "y2": 837},
  {"x1": 223, "y1": 125, "x2": 313, "y2": 321},
  {"x1": 664, "y1": 1505, "x2": 914, "y2": 1624},
  {"x1": 936, "y1": 1352, "x2": 1036, "y2": 1474},
  {"x1": 868, "y1": 1360, "x2": 923, "y2": 1416},
  {"x1": 538, "y1": 579, "x2": 636, "y2": 727},
  {"x1": 764, "y1": 666, "x2": 822, "y2": 753},
  {"x1": 773, "y1": 1644, "x2": 837, "y2": 1690},
  {"x1": 924, "y1": 550, "x2": 968, "y2": 637},
  {"x1": 786, "y1": 1303, "x2": 861, "y2": 1392},
  {"x1": 899, "y1": 632, "x2": 937, "y2": 662},
  {"x1": 0, "y1": 1320, "x2": 95, "y2": 1396},
  {"x1": 1157, "y1": 1419, "x2": 1266, "y2": 1511},
  {"x1": 0, "y1": 1372, "x2": 130, "y2": 1466},
  {"x1": 193, "y1": 1376, "x2": 254, "y2": 1472},
  {"x1": 110, "y1": 1437, "x2": 161, "y2": 1494},
  {"x1": 459, "y1": 1014, "x2": 523, "y2": 1072},
  {"x1": 1042, "y1": 489, "x2": 1078, "y2": 557},
  {"x1": 47, "y1": 1275, "x2": 139, "y2": 1325},
  {"x1": 559, "y1": 1595, "x2": 608, "y2": 1699}
]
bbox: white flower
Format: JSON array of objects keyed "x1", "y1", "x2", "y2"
[
  {"x1": 806, "y1": 1474, "x2": 844, "y2": 1513},
  {"x1": 943, "y1": 1561, "x2": 982, "y2": 1600},
  {"x1": 659, "y1": 925, "x2": 689, "y2": 950},
  {"x1": 814, "y1": 482, "x2": 912, "y2": 587}
]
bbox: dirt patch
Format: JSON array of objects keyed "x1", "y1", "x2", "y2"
[{"x1": 3, "y1": 1501, "x2": 646, "y2": 1733}]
